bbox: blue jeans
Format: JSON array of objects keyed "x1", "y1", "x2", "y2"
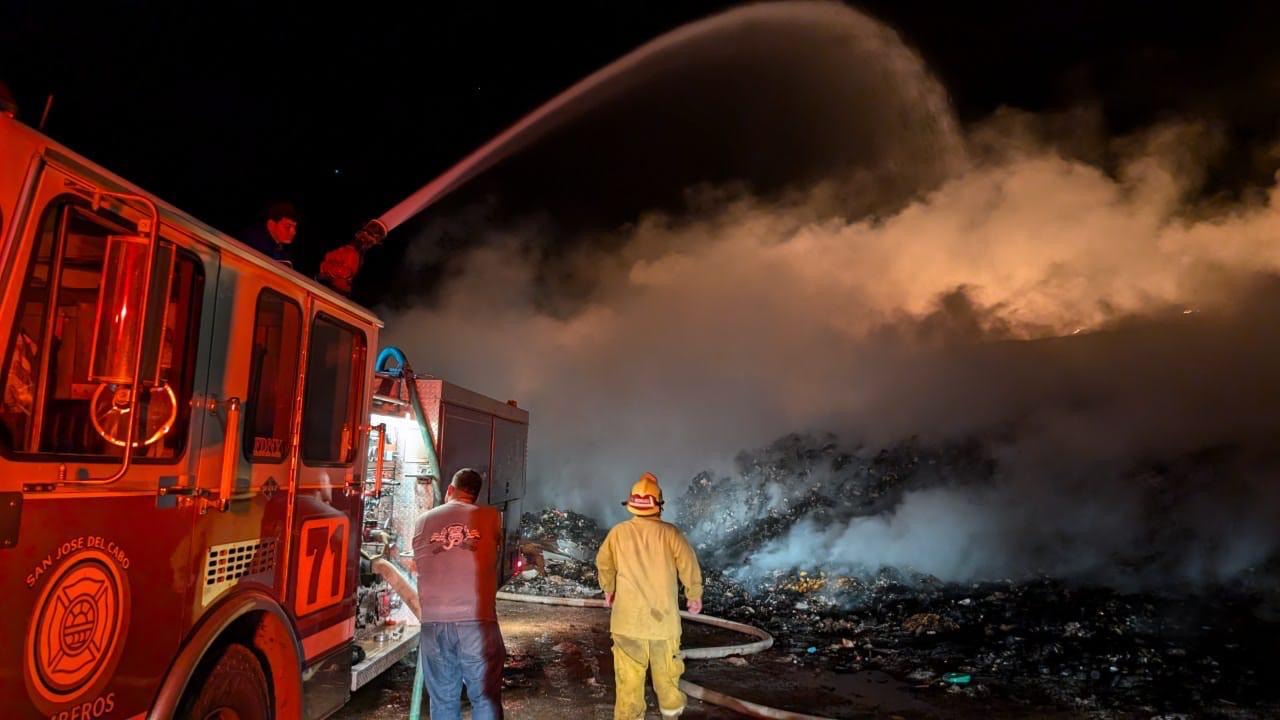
[{"x1": 418, "y1": 620, "x2": 505, "y2": 720}]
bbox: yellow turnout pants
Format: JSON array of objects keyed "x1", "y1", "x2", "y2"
[{"x1": 611, "y1": 634, "x2": 686, "y2": 719}]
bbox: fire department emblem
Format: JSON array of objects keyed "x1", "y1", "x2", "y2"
[
  {"x1": 26, "y1": 550, "x2": 130, "y2": 707},
  {"x1": 430, "y1": 523, "x2": 481, "y2": 550}
]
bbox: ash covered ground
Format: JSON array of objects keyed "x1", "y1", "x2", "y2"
[{"x1": 508, "y1": 435, "x2": 1280, "y2": 718}]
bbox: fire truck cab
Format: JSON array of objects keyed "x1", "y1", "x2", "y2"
[{"x1": 0, "y1": 111, "x2": 526, "y2": 719}]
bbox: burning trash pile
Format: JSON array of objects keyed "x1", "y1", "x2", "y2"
[
  {"x1": 510, "y1": 434, "x2": 1280, "y2": 716},
  {"x1": 508, "y1": 508, "x2": 605, "y2": 597}
]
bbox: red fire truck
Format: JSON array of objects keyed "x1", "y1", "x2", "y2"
[{"x1": 0, "y1": 105, "x2": 527, "y2": 718}]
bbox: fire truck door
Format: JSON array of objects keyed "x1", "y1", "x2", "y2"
[
  {"x1": 0, "y1": 161, "x2": 216, "y2": 719},
  {"x1": 289, "y1": 309, "x2": 369, "y2": 719},
  {"x1": 188, "y1": 268, "x2": 304, "y2": 619}
]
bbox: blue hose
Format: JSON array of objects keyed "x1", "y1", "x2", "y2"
[{"x1": 375, "y1": 346, "x2": 409, "y2": 376}]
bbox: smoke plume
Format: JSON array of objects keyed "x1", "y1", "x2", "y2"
[{"x1": 381, "y1": 4, "x2": 1280, "y2": 589}]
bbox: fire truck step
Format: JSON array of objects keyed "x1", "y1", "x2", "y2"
[{"x1": 350, "y1": 625, "x2": 422, "y2": 692}]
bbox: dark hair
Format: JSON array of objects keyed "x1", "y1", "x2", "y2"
[
  {"x1": 266, "y1": 201, "x2": 298, "y2": 222},
  {"x1": 451, "y1": 468, "x2": 484, "y2": 498}
]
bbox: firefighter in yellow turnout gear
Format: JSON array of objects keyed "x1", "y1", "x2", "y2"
[{"x1": 596, "y1": 473, "x2": 704, "y2": 719}]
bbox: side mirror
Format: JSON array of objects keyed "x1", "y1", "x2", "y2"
[{"x1": 89, "y1": 235, "x2": 174, "y2": 386}]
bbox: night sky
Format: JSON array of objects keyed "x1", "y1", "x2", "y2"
[{"x1": 5, "y1": 1, "x2": 1280, "y2": 306}]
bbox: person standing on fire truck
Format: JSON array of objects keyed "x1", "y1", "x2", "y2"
[
  {"x1": 412, "y1": 468, "x2": 506, "y2": 720},
  {"x1": 596, "y1": 472, "x2": 704, "y2": 719},
  {"x1": 243, "y1": 200, "x2": 300, "y2": 267}
]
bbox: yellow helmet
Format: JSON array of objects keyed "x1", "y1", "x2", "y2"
[{"x1": 623, "y1": 472, "x2": 664, "y2": 516}]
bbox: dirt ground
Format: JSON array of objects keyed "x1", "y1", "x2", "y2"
[{"x1": 334, "y1": 599, "x2": 1075, "y2": 719}]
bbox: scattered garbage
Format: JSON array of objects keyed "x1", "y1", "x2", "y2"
[
  {"x1": 509, "y1": 435, "x2": 1280, "y2": 717},
  {"x1": 902, "y1": 613, "x2": 959, "y2": 636},
  {"x1": 906, "y1": 669, "x2": 936, "y2": 683}
]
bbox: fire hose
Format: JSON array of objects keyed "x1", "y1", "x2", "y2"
[
  {"x1": 368, "y1": 543, "x2": 834, "y2": 718},
  {"x1": 495, "y1": 591, "x2": 837, "y2": 720},
  {"x1": 369, "y1": 557, "x2": 420, "y2": 619}
]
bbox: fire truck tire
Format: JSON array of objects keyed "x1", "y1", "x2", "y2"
[{"x1": 180, "y1": 643, "x2": 272, "y2": 720}]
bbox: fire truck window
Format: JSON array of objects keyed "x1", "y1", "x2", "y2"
[
  {"x1": 301, "y1": 314, "x2": 366, "y2": 465},
  {"x1": 0, "y1": 201, "x2": 204, "y2": 460},
  {"x1": 244, "y1": 290, "x2": 302, "y2": 463}
]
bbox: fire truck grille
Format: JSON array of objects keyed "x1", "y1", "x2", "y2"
[{"x1": 203, "y1": 538, "x2": 279, "y2": 605}]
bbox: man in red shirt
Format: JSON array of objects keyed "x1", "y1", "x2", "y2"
[{"x1": 412, "y1": 468, "x2": 505, "y2": 719}]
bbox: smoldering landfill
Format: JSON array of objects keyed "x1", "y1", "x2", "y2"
[{"x1": 508, "y1": 435, "x2": 1280, "y2": 718}]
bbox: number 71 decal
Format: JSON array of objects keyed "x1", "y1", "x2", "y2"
[{"x1": 295, "y1": 516, "x2": 349, "y2": 616}]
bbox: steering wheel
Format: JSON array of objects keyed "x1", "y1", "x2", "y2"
[{"x1": 89, "y1": 382, "x2": 179, "y2": 448}]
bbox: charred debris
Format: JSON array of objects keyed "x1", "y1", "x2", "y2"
[{"x1": 507, "y1": 434, "x2": 1280, "y2": 717}]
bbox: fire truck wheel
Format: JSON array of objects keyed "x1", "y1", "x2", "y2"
[{"x1": 181, "y1": 643, "x2": 272, "y2": 720}]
